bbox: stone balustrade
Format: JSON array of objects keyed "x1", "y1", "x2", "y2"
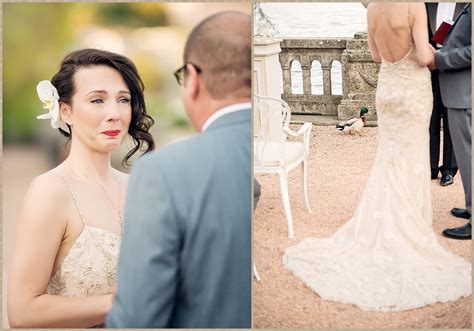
[{"x1": 279, "y1": 32, "x2": 380, "y2": 120}]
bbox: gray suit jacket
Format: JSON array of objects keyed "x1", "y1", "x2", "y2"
[
  {"x1": 435, "y1": 4, "x2": 471, "y2": 109},
  {"x1": 107, "y1": 108, "x2": 251, "y2": 328}
]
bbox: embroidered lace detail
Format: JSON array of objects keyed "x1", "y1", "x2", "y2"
[
  {"x1": 47, "y1": 226, "x2": 119, "y2": 296},
  {"x1": 283, "y1": 47, "x2": 472, "y2": 311}
]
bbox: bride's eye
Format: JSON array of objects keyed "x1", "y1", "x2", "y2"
[
  {"x1": 118, "y1": 98, "x2": 131, "y2": 104},
  {"x1": 91, "y1": 98, "x2": 104, "y2": 104}
]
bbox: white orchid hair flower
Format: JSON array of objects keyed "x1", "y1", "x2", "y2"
[{"x1": 36, "y1": 80, "x2": 69, "y2": 132}]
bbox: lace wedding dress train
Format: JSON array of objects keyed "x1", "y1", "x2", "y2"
[{"x1": 283, "y1": 47, "x2": 472, "y2": 311}]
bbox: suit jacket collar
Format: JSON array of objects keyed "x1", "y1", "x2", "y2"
[
  {"x1": 202, "y1": 102, "x2": 250, "y2": 132},
  {"x1": 444, "y1": 3, "x2": 471, "y2": 44},
  {"x1": 454, "y1": 3, "x2": 467, "y2": 19},
  {"x1": 205, "y1": 107, "x2": 250, "y2": 132}
]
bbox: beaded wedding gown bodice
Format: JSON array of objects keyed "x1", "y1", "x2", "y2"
[
  {"x1": 47, "y1": 176, "x2": 120, "y2": 297},
  {"x1": 283, "y1": 45, "x2": 471, "y2": 311}
]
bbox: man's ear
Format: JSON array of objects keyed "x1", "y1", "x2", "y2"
[
  {"x1": 60, "y1": 102, "x2": 73, "y2": 125},
  {"x1": 184, "y1": 63, "x2": 201, "y2": 100}
]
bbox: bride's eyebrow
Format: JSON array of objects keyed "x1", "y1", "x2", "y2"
[
  {"x1": 85, "y1": 90, "x2": 131, "y2": 96},
  {"x1": 86, "y1": 90, "x2": 107, "y2": 96}
]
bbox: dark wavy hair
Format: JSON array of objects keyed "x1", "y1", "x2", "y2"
[{"x1": 51, "y1": 48, "x2": 155, "y2": 166}]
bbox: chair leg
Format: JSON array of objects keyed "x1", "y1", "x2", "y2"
[
  {"x1": 302, "y1": 159, "x2": 312, "y2": 213},
  {"x1": 253, "y1": 262, "x2": 261, "y2": 282},
  {"x1": 278, "y1": 170, "x2": 294, "y2": 238}
]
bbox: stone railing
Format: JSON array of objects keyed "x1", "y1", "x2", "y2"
[{"x1": 279, "y1": 32, "x2": 380, "y2": 120}]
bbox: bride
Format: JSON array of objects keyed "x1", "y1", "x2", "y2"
[
  {"x1": 284, "y1": 3, "x2": 471, "y2": 311},
  {"x1": 7, "y1": 48, "x2": 154, "y2": 327}
]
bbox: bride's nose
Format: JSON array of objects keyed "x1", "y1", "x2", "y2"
[{"x1": 105, "y1": 104, "x2": 121, "y2": 122}]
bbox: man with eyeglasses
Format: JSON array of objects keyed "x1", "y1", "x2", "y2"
[{"x1": 107, "y1": 11, "x2": 252, "y2": 328}]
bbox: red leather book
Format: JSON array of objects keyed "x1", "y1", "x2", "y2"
[{"x1": 432, "y1": 20, "x2": 454, "y2": 45}]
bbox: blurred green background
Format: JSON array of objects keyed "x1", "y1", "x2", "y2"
[{"x1": 2, "y1": 3, "x2": 251, "y2": 328}]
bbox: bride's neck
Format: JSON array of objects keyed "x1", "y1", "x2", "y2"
[{"x1": 65, "y1": 139, "x2": 114, "y2": 182}]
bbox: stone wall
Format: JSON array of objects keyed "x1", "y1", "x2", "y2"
[{"x1": 279, "y1": 32, "x2": 380, "y2": 120}]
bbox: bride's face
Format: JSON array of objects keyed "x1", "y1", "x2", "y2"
[{"x1": 62, "y1": 65, "x2": 132, "y2": 153}]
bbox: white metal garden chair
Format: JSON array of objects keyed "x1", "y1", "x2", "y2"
[{"x1": 254, "y1": 93, "x2": 313, "y2": 238}]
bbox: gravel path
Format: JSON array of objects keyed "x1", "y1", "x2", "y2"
[{"x1": 253, "y1": 126, "x2": 471, "y2": 328}]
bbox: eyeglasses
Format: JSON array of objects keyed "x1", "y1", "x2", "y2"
[{"x1": 173, "y1": 62, "x2": 202, "y2": 85}]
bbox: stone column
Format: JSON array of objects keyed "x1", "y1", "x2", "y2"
[
  {"x1": 321, "y1": 64, "x2": 332, "y2": 95},
  {"x1": 281, "y1": 64, "x2": 291, "y2": 95},
  {"x1": 301, "y1": 63, "x2": 311, "y2": 95},
  {"x1": 337, "y1": 32, "x2": 380, "y2": 120}
]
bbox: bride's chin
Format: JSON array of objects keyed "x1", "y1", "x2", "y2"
[{"x1": 98, "y1": 141, "x2": 122, "y2": 152}]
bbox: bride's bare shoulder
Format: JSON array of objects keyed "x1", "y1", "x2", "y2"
[
  {"x1": 18, "y1": 167, "x2": 71, "y2": 231},
  {"x1": 410, "y1": 3, "x2": 426, "y2": 15},
  {"x1": 367, "y1": 3, "x2": 379, "y2": 11},
  {"x1": 27, "y1": 167, "x2": 69, "y2": 202},
  {"x1": 367, "y1": 3, "x2": 380, "y2": 19}
]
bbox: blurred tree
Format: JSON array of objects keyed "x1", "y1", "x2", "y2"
[
  {"x1": 254, "y1": 1, "x2": 278, "y2": 34},
  {"x1": 4, "y1": 3, "x2": 77, "y2": 142},
  {"x1": 95, "y1": 3, "x2": 169, "y2": 27}
]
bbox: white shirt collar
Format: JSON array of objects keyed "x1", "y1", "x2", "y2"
[{"x1": 201, "y1": 102, "x2": 250, "y2": 132}]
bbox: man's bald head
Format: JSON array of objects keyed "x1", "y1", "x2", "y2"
[{"x1": 184, "y1": 11, "x2": 251, "y2": 100}]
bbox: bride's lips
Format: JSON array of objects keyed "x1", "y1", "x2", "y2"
[{"x1": 102, "y1": 130, "x2": 121, "y2": 137}]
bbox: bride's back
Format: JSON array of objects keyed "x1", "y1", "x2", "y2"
[
  {"x1": 368, "y1": 3, "x2": 413, "y2": 63},
  {"x1": 368, "y1": 3, "x2": 433, "y2": 66}
]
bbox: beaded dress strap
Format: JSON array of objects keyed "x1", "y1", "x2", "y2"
[
  {"x1": 408, "y1": 3, "x2": 413, "y2": 45},
  {"x1": 61, "y1": 175, "x2": 87, "y2": 226}
]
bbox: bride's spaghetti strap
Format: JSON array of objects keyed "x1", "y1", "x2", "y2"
[
  {"x1": 408, "y1": 3, "x2": 414, "y2": 45},
  {"x1": 61, "y1": 175, "x2": 88, "y2": 226}
]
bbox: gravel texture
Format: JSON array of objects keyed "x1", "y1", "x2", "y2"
[{"x1": 253, "y1": 126, "x2": 471, "y2": 329}]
